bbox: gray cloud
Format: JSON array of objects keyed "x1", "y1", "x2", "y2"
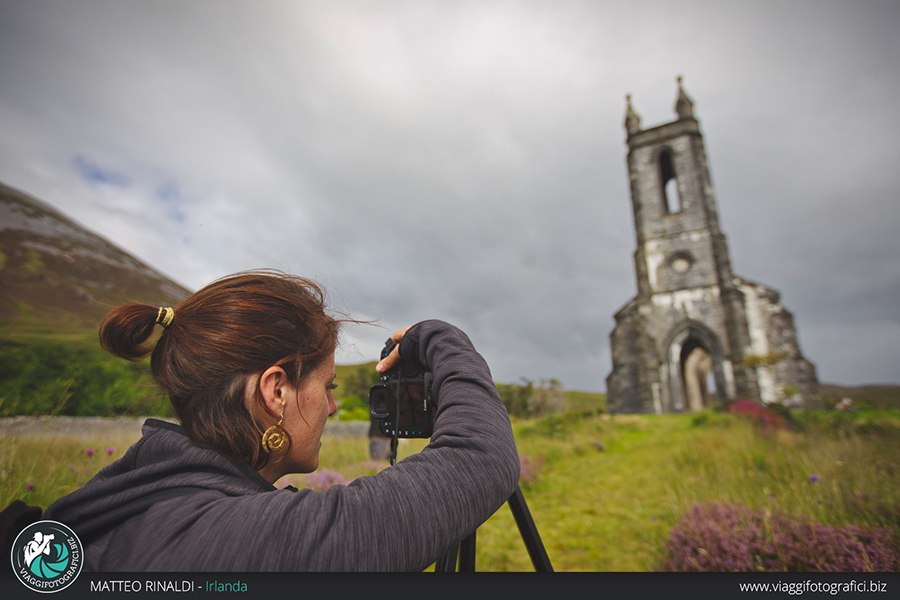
[{"x1": 1, "y1": 0, "x2": 898, "y2": 390}]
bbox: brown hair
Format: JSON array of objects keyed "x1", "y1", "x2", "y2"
[{"x1": 99, "y1": 270, "x2": 346, "y2": 470}]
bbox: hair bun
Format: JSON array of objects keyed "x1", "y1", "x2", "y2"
[{"x1": 99, "y1": 303, "x2": 160, "y2": 361}]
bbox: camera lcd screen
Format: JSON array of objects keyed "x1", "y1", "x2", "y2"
[{"x1": 395, "y1": 379, "x2": 431, "y2": 432}]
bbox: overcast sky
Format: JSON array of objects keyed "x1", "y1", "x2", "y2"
[{"x1": 1, "y1": 0, "x2": 898, "y2": 391}]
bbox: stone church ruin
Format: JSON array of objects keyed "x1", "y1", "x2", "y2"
[{"x1": 606, "y1": 78, "x2": 817, "y2": 414}]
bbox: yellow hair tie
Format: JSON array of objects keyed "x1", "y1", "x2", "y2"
[{"x1": 156, "y1": 307, "x2": 175, "y2": 329}]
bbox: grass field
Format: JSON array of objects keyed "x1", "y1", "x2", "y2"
[{"x1": 1, "y1": 409, "x2": 898, "y2": 571}]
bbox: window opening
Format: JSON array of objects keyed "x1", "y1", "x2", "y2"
[{"x1": 659, "y1": 149, "x2": 682, "y2": 213}]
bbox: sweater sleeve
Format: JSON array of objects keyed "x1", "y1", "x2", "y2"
[
  {"x1": 268, "y1": 319, "x2": 520, "y2": 571},
  {"x1": 98, "y1": 320, "x2": 521, "y2": 572}
]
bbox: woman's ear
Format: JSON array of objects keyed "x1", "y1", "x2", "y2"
[{"x1": 258, "y1": 366, "x2": 289, "y2": 418}]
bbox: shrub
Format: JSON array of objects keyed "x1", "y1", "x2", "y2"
[
  {"x1": 518, "y1": 453, "x2": 545, "y2": 488},
  {"x1": 275, "y1": 469, "x2": 349, "y2": 491},
  {"x1": 336, "y1": 394, "x2": 370, "y2": 421},
  {"x1": 303, "y1": 469, "x2": 349, "y2": 490},
  {"x1": 658, "y1": 502, "x2": 900, "y2": 572},
  {"x1": 496, "y1": 378, "x2": 567, "y2": 418},
  {"x1": 764, "y1": 401, "x2": 796, "y2": 427},
  {"x1": 729, "y1": 400, "x2": 785, "y2": 431},
  {"x1": 792, "y1": 411, "x2": 900, "y2": 439},
  {"x1": 523, "y1": 411, "x2": 586, "y2": 439},
  {"x1": 0, "y1": 337, "x2": 171, "y2": 417},
  {"x1": 691, "y1": 413, "x2": 710, "y2": 427}
]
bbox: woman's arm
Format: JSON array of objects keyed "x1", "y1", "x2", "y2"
[
  {"x1": 125, "y1": 320, "x2": 520, "y2": 572},
  {"x1": 273, "y1": 319, "x2": 521, "y2": 571}
]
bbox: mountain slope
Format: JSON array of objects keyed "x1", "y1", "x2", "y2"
[{"x1": 0, "y1": 181, "x2": 191, "y2": 335}]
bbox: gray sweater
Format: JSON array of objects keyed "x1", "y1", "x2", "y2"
[{"x1": 44, "y1": 320, "x2": 520, "y2": 571}]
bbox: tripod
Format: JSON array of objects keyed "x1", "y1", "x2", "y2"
[
  {"x1": 386, "y1": 437, "x2": 552, "y2": 572},
  {"x1": 433, "y1": 485, "x2": 553, "y2": 572},
  {"x1": 378, "y1": 379, "x2": 552, "y2": 572}
]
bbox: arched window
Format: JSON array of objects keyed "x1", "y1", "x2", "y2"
[{"x1": 658, "y1": 149, "x2": 681, "y2": 213}]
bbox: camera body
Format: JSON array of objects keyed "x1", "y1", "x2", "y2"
[{"x1": 368, "y1": 338, "x2": 436, "y2": 438}]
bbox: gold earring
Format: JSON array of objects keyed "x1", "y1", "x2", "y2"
[{"x1": 262, "y1": 415, "x2": 287, "y2": 453}]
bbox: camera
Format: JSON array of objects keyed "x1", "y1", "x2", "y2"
[{"x1": 368, "y1": 338, "x2": 436, "y2": 438}]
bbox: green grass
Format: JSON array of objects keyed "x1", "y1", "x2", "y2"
[
  {"x1": 0, "y1": 430, "x2": 141, "y2": 509},
  {"x1": 2, "y1": 410, "x2": 897, "y2": 571},
  {"x1": 0, "y1": 426, "x2": 428, "y2": 511}
]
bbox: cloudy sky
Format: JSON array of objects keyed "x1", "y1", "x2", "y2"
[{"x1": 1, "y1": 0, "x2": 898, "y2": 391}]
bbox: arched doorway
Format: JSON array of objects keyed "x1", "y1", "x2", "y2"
[
  {"x1": 682, "y1": 343, "x2": 714, "y2": 411},
  {"x1": 664, "y1": 321, "x2": 726, "y2": 412}
]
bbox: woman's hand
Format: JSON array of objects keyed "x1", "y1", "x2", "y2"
[{"x1": 375, "y1": 325, "x2": 412, "y2": 373}]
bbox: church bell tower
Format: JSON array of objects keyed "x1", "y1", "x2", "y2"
[{"x1": 607, "y1": 78, "x2": 817, "y2": 414}]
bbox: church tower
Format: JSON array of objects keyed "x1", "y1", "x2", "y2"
[{"x1": 606, "y1": 78, "x2": 817, "y2": 414}]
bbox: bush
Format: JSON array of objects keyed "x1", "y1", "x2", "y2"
[
  {"x1": 276, "y1": 469, "x2": 349, "y2": 491},
  {"x1": 791, "y1": 411, "x2": 900, "y2": 439},
  {"x1": 658, "y1": 502, "x2": 900, "y2": 572},
  {"x1": 764, "y1": 401, "x2": 796, "y2": 427},
  {"x1": 336, "y1": 394, "x2": 369, "y2": 421},
  {"x1": 496, "y1": 378, "x2": 566, "y2": 418},
  {"x1": 729, "y1": 400, "x2": 786, "y2": 431},
  {"x1": 518, "y1": 453, "x2": 546, "y2": 488},
  {"x1": 521, "y1": 410, "x2": 586, "y2": 439},
  {"x1": 0, "y1": 338, "x2": 171, "y2": 417},
  {"x1": 302, "y1": 469, "x2": 350, "y2": 490}
]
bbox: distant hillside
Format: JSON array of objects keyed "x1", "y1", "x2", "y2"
[
  {"x1": 0, "y1": 181, "x2": 191, "y2": 336},
  {"x1": 816, "y1": 383, "x2": 900, "y2": 410}
]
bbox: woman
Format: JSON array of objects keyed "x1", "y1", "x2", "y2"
[{"x1": 44, "y1": 270, "x2": 519, "y2": 571}]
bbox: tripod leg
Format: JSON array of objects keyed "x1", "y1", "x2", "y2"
[
  {"x1": 434, "y1": 544, "x2": 458, "y2": 572},
  {"x1": 508, "y1": 486, "x2": 553, "y2": 572},
  {"x1": 457, "y1": 531, "x2": 476, "y2": 572}
]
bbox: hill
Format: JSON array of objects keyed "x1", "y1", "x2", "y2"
[
  {"x1": 816, "y1": 382, "x2": 900, "y2": 410},
  {"x1": 0, "y1": 181, "x2": 194, "y2": 416},
  {"x1": 0, "y1": 181, "x2": 191, "y2": 336}
]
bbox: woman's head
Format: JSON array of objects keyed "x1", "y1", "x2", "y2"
[{"x1": 99, "y1": 270, "x2": 343, "y2": 472}]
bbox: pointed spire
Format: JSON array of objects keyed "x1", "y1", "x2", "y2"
[
  {"x1": 624, "y1": 94, "x2": 641, "y2": 135},
  {"x1": 675, "y1": 75, "x2": 694, "y2": 120}
]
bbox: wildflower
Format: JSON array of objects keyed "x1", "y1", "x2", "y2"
[
  {"x1": 518, "y1": 453, "x2": 545, "y2": 487},
  {"x1": 26, "y1": 483, "x2": 34, "y2": 490},
  {"x1": 728, "y1": 400, "x2": 785, "y2": 431},
  {"x1": 658, "y1": 501, "x2": 900, "y2": 572},
  {"x1": 303, "y1": 469, "x2": 348, "y2": 491},
  {"x1": 809, "y1": 474, "x2": 819, "y2": 483},
  {"x1": 106, "y1": 448, "x2": 115, "y2": 455},
  {"x1": 86, "y1": 449, "x2": 95, "y2": 456}
]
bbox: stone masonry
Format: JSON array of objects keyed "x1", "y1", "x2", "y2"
[{"x1": 606, "y1": 78, "x2": 817, "y2": 414}]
